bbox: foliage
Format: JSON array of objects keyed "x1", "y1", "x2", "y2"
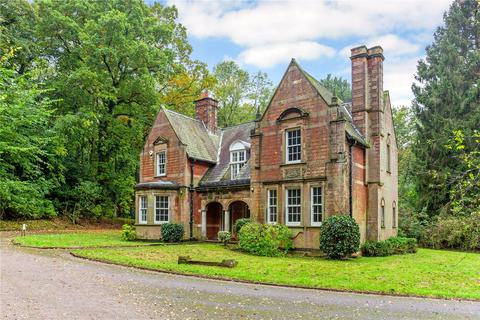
[
  {"x1": 422, "y1": 213, "x2": 480, "y2": 251},
  {"x1": 319, "y1": 215, "x2": 360, "y2": 259},
  {"x1": 319, "y1": 74, "x2": 352, "y2": 102},
  {"x1": 217, "y1": 230, "x2": 231, "y2": 246},
  {"x1": 74, "y1": 244, "x2": 480, "y2": 300},
  {"x1": 121, "y1": 224, "x2": 136, "y2": 241},
  {"x1": 411, "y1": 0, "x2": 480, "y2": 218},
  {"x1": 238, "y1": 223, "x2": 293, "y2": 257},
  {"x1": 213, "y1": 61, "x2": 273, "y2": 127},
  {"x1": 233, "y1": 218, "x2": 251, "y2": 233},
  {"x1": 0, "y1": 54, "x2": 65, "y2": 219},
  {"x1": 361, "y1": 237, "x2": 418, "y2": 257},
  {"x1": 161, "y1": 223, "x2": 184, "y2": 242}
]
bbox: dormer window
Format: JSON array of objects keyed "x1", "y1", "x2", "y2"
[{"x1": 229, "y1": 140, "x2": 250, "y2": 180}]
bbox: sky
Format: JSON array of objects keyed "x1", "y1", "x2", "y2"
[{"x1": 161, "y1": 0, "x2": 452, "y2": 106}]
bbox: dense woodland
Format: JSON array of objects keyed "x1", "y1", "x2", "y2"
[{"x1": 0, "y1": 0, "x2": 479, "y2": 249}]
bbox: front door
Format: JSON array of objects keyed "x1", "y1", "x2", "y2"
[{"x1": 206, "y1": 202, "x2": 222, "y2": 240}]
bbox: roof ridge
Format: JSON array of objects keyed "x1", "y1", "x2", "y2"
[
  {"x1": 164, "y1": 108, "x2": 200, "y2": 123},
  {"x1": 221, "y1": 121, "x2": 255, "y2": 130}
]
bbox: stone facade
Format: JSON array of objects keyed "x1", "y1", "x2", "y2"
[{"x1": 135, "y1": 45, "x2": 398, "y2": 248}]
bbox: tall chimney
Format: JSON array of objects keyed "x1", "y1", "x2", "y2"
[
  {"x1": 350, "y1": 45, "x2": 384, "y2": 137},
  {"x1": 195, "y1": 91, "x2": 218, "y2": 133},
  {"x1": 350, "y1": 45, "x2": 369, "y2": 136}
]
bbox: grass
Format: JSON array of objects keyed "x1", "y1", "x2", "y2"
[
  {"x1": 14, "y1": 230, "x2": 161, "y2": 248},
  {"x1": 73, "y1": 243, "x2": 480, "y2": 300}
]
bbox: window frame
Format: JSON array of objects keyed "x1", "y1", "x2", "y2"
[
  {"x1": 138, "y1": 196, "x2": 148, "y2": 224},
  {"x1": 266, "y1": 189, "x2": 278, "y2": 224},
  {"x1": 156, "y1": 150, "x2": 167, "y2": 177},
  {"x1": 386, "y1": 143, "x2": 391, "y2": 173},
  {"x1": 154, "y1": 195, "x2": 170, "y2": 224},
  {"x1": 310, "y1": 186, "x2": 323, "y2": 226},
  {"x1": 380, "y1": 198, "x2": 386, "y2": 229},
  {"x1": 285, "y1": 188, "x2": 302, "y2": 226},
  {"x1": 285, "y1": 128, "x2": 302, "y2": 164},
  {"x1": 392, "y1": 201, "x2": 397, "y2": 228},
  {"x1": 230, "y1": 149, "x2": 246, "y2": 180}
]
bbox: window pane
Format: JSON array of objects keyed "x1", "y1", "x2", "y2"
[
  {"x1": 155, "y1": 196, "x2": 169, "y2": 222},
  {"x1": 287, "y1": 188, "x2": 301, "y2": 224},
  {"x1": 157, "y1": 151, "x2": 166, "y2": 175},
  {"x1": 286, "y1": 129, "x2": 301, "y2": 163},
  {"x1": 268, "y1": 190, "x2": 277, "y2": 223},
  {"x1": 311, "y1": 187, "x2": 322, "y2": 224}
]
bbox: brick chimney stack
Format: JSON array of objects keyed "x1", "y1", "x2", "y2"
[
  {"x1": 350, "y1": 45, "x2": 384, "y2": 137},
  {"x1": 195, "y1": 91, "x2": 218, "y2": 133}
]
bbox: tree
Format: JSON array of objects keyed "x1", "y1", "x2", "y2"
[
  {"x1": 0, "y1": 53, "x2": 65, "y2": 219},
  {"x1": 33, "y1": 0, "x2": 201, "y2": 217},
  {"x1": 213, "y1": 61, "x2": 273, "y2": 127},
  {"x1": 319, "y1": 74, "x2": 352, "y2": 102},
  {"x1": 411, "y1": 0, "x2": 480, "y2": 217},
  {"x1": 0, "y1": 0, "x2": 38, "y2": 74}
]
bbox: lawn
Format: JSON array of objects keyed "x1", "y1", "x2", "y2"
[
  {"x1": 14, "y1": 230, "x2": 161, "y2": 248},
  {"x1": 72, "y1": 243, "x2": 480, "y2": 300}
]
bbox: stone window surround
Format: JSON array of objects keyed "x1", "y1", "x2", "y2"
[
  {"x1": 154, "y1": 144, "x2": 167, "y2": 177},
  {"x1": 285, "y1": 186, "x2": 302, "y2": 226}
]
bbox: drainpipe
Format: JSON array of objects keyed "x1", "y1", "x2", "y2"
[
  {"x1": 348, "y1": 139, "x2": 354, "y2": 217},
  {"x1": 189, "y1": 159, "x2": 195, "y2": 240}
]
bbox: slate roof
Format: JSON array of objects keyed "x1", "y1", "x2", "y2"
[
  {"x1": 164, "y1": 108, "x2": 220, "y2": 163},
  {"x1": 199, "y1": 122, "x2": 255, "y2": 186}
]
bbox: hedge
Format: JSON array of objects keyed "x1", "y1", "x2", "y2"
[{"x1": 361, "y1": 236, "x2": 418, "y2": 257}]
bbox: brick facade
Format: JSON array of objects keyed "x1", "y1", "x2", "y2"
[{"x1": 135, "y1": 45, "x2": 398, "y2": 248}]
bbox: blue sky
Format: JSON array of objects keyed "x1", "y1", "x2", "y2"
[{"x1": 159, "y1": 0, "x2": 452, "y2": 106}]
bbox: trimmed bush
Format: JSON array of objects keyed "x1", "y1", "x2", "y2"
[
  {"x1": 234, "y1": 218, "x2": 251, "y2": 233},
  {"x1": 217, "y1": 231, "x2": 231, "y2": 246},
  {"x1": 161, "y1": 223, "x2": 184, "y2": 242},
  {"x1": 361, "y1": 236, "x2": 418, "y2": 257},
  {"x1": 238, "y1": 223, "x2": 293, "y2": 257},
  {"x1": 319, "y1": 215, "x2": 360, "y2": 259},
  {"x1": 121, "y1": 224, "x2": 136, "y2": 241}
]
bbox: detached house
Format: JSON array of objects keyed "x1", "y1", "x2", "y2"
[{"x1": 135, "y1": 45, "x2": 398, "y2": 248}]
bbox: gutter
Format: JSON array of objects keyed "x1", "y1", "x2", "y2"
[
  {"x1": 348, "y1": 138, "x2": 354, "y2": 217},
  {"x1": 189, "y1": 159, "x2": 195, "y2": 240}
]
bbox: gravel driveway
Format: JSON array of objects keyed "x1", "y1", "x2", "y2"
[{"x1": 1, "y1": 232, "x2": 479, "y2": 320}]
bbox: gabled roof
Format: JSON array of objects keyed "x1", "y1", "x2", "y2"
[{"x1": 163, "y1": 108, "x2": 220, "y2": 163}]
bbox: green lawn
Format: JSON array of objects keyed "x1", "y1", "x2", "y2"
[
  {"x1": 73, "y1": 243, "x2": 480, "y2": 300},
  {"x1": 14, "y1": 230, "x2": 161, "y2": 248}
]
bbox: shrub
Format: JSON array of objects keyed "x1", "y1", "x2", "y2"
[
  {"x1": 238, "y1": 223, "x2": 293, "y2": 257},
  {"x1": 234, "y1": 218, "x2": 251, "y2": 233},
  {"x1": 121, "y1": 224, "x2": 136, "y2": 241},
  {"x1": 422, "y1": 213, "x2": 480, "y2": 251},
  {"x1": 319, "y1": 215, "x2": 360, "y2": 259},
  {"x1": 161, "y1": 223, "x2": 184, "y2": 242},
  {"x1": 361, "y1": 236, "x2": 417, "y2": 257},
  {"x1": 217, "y1": 231, "x2": 231, "y2": 246}
]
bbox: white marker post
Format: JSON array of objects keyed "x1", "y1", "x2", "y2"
[{"x1": 21, "y1": 224, "x2": 27, "y2": 236}]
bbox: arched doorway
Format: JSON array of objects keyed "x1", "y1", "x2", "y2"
[
  {"x1": 229, "y1": 201, "x2": 250, "y2": 238},
  {"x1": 206, "y1": 202, "x2": 222, "y2": 240}
]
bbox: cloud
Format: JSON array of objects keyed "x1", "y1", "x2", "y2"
[
  {"x1": 168, "y1": 0, "x2": 450, "y2": 105},
  {"x1": 239, "y1": 42, "x2": 336, "y2": 68},
  {"x1": 340, "y1": 34, "x2": 421, "y2": 59},
  {"x1": 170, "y1": 0, "x2": 450, "y2": 47}
]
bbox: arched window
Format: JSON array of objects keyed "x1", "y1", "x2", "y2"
[
  {"x1": 380, "y1": 198, "x2": 385, "y2": 229},
  {"x1": 392, "y1": 201, "x2": 397, "y2": 228},
  {"x1": 229, "y1": 140, "x2": 250, "y2": 179},
  {"x1": 386, "y1": 136, "x2": 391, "y2": 173}
]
